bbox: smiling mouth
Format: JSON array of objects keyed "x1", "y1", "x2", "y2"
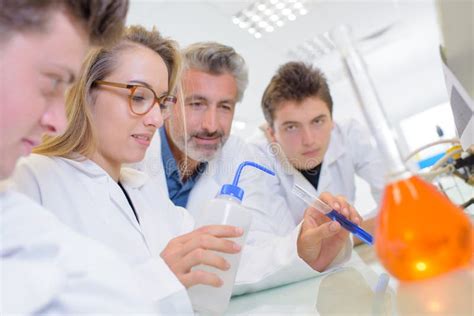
[
  {"x1": 194, "y1": 136, "x2": 220, "y2": 143},
  {"x1": 131, "y1": 134, "x2": 153, "y2": 147},
  {"x1": 132, "y1": 134, "x2": 151, "y2": 141}
]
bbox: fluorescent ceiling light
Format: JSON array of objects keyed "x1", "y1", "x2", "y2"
[{"x1": 232, "y1": 0, "x2": 308, "y2": 39}]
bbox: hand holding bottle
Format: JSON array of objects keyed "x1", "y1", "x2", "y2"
[{"x1": 160, "y1": 225, "x2": 243, "y2": 288}]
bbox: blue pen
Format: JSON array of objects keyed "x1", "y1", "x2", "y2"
[{"x1": 292, "y1": 184, "x2": 373, "y2": 245}]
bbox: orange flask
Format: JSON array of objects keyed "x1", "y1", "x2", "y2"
[{"x1": 375, "y1": 175, "x2": 473, "y2": 281}]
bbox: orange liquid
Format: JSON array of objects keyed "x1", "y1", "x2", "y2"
[{"x1": 375, "y1": 175, "x2": 473, "y2": 281}]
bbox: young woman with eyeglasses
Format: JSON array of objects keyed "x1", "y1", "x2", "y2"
[{"x1": 9, "y1": 25, "x2": 243, "y2": 311}]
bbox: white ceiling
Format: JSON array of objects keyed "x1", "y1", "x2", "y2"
[{"x1": 127, "y1": 0, "x2": 449, "y2": 140}]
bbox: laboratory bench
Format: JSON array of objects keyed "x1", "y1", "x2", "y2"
[{"x1": 227, "y1": 243, "x2": 473, "y2": 315}]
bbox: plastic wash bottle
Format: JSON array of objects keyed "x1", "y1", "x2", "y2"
[{"x1": 187, "y1": 161, "x2": 274, "y2": 315}]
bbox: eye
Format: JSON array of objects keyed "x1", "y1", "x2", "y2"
[
  {"x1": 188, "y1": 101, "x2": 204, "y2": 109},
  {"x1": 312, "y1": 118, "x2": 325, "y2": 126},
  {"x1": 284, "y1": 124, "x2": 298, "y2": 132},
  {"x1": 42, "y1": 74, "x2": 67, "y2": 97},
  {"x1": 219, "y1": 103, "x2": 233, "y2": 111},
  {"x1": 131, "y1": 95, "x2": 146, "y2": 102}
]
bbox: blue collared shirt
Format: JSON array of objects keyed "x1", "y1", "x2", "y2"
[{"x1": 159, "y1": 127, "x2": 207, "y2": 207}]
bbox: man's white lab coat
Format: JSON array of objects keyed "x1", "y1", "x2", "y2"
[
  {"x1": 0, "y1": 187, "x2": 153, "y2": 314},
  {"x1": 10, "y1": 154, "x2": 194, "y2": 314},
  {"x1": 137, "y1": 133, "x2": 352, "y2": 296}
]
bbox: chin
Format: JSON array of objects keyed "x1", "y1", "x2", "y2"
[
  {"x1": 124, "y1": 153, "x2": 146, "y2": 164},
  {"x1": 297, "y1": 158, "x2": 321, "y2": 170},
  {"x1": 187, "y1": 147, "x2": 218, "y2": 162}
]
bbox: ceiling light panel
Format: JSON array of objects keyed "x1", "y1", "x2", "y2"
[
  {"x1": 232, "y1": 0, "x2": 308, "y2": 39},
  {"x1": 288, "y1": 32, "x2": 336, "y2": 62}
]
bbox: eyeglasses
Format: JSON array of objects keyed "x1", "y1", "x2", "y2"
[{"x1": 94, "y1": 80, "x2": 177, "y2": 118}]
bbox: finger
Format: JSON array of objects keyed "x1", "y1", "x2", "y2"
[
  {"x1": 302, "y1": 220, "x2": 342, "y2": 244},
  {"x1": 335, "y1": 195, "x2": 351, "y2": 218},
  {"x1": 196, "y1": 225, "x2": 244, "y2": 239},
  {"x1": 181, "y1": 270, "x2": 223, "y2": 288},
  {"x1": 169, "y1": 225, "x2": 243, "y2": 245},
  {"x1": 180, "y1": 248, "x2": 231, "y2": 272},
  {"x1": 349, "y1": 205, "x2": 363, "y2": 225},
  {"x1": 179, "y1": 233, "x2": 241, "y2": 258},
  {"x1": 319, "y1": 192, "x2": 341, "y2": 211},
  {"x1": 334, "y1": 195, "x2": 362, "y2": 224},
  {"x1": 303, "y1": 206, "x2": 328, "y2": 224},
  {"x1": 335, "y1": 195, "x2": 351, "y2": 216},
  {"x1": 301, "y1": 207, "x2": 319, "y2": 232}
]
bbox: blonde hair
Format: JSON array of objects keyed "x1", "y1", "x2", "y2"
[{"x1": 34, "y1": 25, "x2": 182, "y2": 158}]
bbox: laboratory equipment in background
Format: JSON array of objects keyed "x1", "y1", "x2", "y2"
[
  {"x1": 293, "y1": 184, "x2": 373, "y2": 245},
  {"x1": 330, "y1": 25, "x2": 472, "y2": 282},
  {"x1": 187, "y1": 161, "x2": 274, "y2": 315},
  {"x1": 405, "y1": 138, "x2": 474, "y2": 213},
  {"x1": 437, "y1": 0, "x2": 473, "y2": 152}
]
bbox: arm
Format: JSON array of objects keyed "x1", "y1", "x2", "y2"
[
  {"x1": 233, "y1": 193, "x2": 357, "y2": 295},
  {"x1": 1, "y1": 191, "x2": 154, "y2": 314}
]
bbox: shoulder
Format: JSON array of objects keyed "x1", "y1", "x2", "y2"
[
  {"x1": 223, "y1": 134, "x2": 247, "y2": 150},
  {"x1": 13, "y1": 154, "x2": 60, "y2": 178},
  {"x1": 1, "y1": 190, "x2": 63, "y2": 235},
  {"x1": 245, "y1": 128, "x2": 277, "y2": 160},
  {"x1": 220, "y1": 135, "x2": 252, "y2": 161},
  {"x1": 15, "y1": 154, "x2": 75, "y2": 177},
  {"x1": 17, "y1": 153, "x2": 58, "y2": 168}
]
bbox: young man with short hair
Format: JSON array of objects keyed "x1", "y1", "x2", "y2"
[
  {"x1": 251, "y1": 61, "x2": 385, "y2": 244},
  {"x1": 0, "y1": 1, "x2": 154, "y2": 313}
]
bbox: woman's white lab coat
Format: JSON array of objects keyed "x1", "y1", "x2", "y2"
[
  {"x1": 249, "y1": 119, "x2": 385, "y2": 226},
  {"x1": 1, "y1": 187, "x2": 152, "y2": 314},
  {"x1": 10, "y1": 154, "x2": 194, "y2": 313},
  {"x1": 137, "y1": 133, "x2": 353, "y2": 296}
]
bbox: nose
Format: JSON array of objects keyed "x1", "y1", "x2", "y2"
[
  {"x1": 143, "y1": 104, "x2": 163, "y2": 129},
  {"x1": 301, "y1": 126, "x2": 315, "y2": 146},
  {"x1": 201, "y1": 107, "x2": 218, "y2": 133},
  {"x1": 40, "y1": 99, "x2": 68, "y2": 135}
]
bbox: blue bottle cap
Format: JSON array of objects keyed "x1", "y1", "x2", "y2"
[
  {"x1": 219, "y1": 161, "x2": 275, "y2": 202},
  {"x1": 219, "y1": 184, "x2": 244, "y2": 201}
]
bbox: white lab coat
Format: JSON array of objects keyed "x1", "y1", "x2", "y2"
[
  {"x1": 249, "y1": 119, "x2": 386, "y2": 226},
  {"x1": 137, "y1": 133, "x2": 352, "y2": 296},
  {"x1": 0, "y1": 187, "x2": 153, "y2": 314},
  {"x1": 9, "y1": 154, "x2": 194, "y2": 314}
]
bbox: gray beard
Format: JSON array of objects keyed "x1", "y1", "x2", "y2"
[{"x1": 174, "y1": 136, "x2": 226, "y2": 162}]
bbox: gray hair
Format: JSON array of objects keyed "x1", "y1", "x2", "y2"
[{"x1": 182, "y1": 42, "x2": 248, "y2": 103}]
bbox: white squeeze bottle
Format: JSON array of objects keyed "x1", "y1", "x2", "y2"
[{"x1": 187, "y1": 161, "x2": 275, "y2": 315}]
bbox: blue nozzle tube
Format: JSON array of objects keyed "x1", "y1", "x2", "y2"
[
  {"x1": 220, "y1": 161, "x2": 275, "y2": 202},
  {"x1": 231, "y1": 161, "x2": 275, "y2": 186}
]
